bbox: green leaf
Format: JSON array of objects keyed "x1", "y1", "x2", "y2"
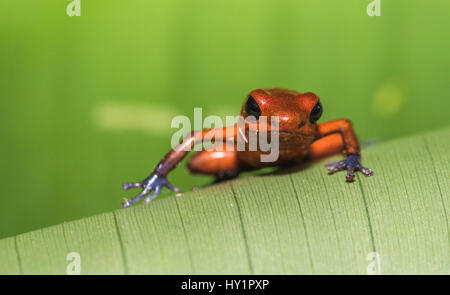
[{"x1": 1, "y1": 127, "x2": 449, "y2": 275}]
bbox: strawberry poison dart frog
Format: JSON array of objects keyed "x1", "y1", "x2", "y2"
[{"x1": 122, "y1": 88, "x2": 373, "y2": 207}]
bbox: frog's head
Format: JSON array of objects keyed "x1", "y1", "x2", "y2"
[{"x1": 240, "y1": 88, "x2": 322, "y2": 135}]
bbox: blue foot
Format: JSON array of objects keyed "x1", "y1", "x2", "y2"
[
  {"x1": 122, "y1": 173, "x2": 180, "y2": 208},
  {"x1": 325, "y1": 154, "x2": 373, "y2": 182}
]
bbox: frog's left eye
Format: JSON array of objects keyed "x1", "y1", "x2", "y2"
[
  {"x1": 310, "y1": 101, "x2": 323, "y2": 123},
  {"x1": 245, "y1": 95, "x2": 262, "y2": 120}
]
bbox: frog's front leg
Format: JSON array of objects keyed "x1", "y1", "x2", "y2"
[
  {"x1": 122, "y1": 125, "x2": 237, "y2": 207},
  {"x1": 309, "y1": 119, "x2": 373, "y2": 182},
  {"x1": 324, "y1": 154, "x2": 373, "y2": 182}
]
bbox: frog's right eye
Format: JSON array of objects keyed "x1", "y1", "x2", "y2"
[
  {"x1": 309, "y1": 100, "x2": 323, "y2": 123},
  {"x1": 245, "y1": 95, "x2": 262, "y2": 120}
]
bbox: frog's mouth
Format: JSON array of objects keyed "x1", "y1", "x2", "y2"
[
  {"x1": 278, "y1": 130, "x2": 316, "y2": 138},
  {"x1": 240, "y1": 127, "x2": 315, "y2": 142}
]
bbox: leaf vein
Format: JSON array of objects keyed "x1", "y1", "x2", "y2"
[{"x1": 229, "y1": 182, "x2": 255, "y2": 274}]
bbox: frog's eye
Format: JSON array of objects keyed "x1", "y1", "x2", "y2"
[
  {"x1": 309, "y1": 100, "x2": 323, "y2": 123},
  {"x1": 245, "y1": 95, "x2": 262, "y2": 120}
]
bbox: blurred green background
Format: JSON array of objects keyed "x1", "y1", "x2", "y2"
[{"x1": 0, "y1": 0, "x2": 449, "y2": 239}]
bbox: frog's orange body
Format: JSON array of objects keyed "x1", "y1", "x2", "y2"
[{"x1": 122, "y1": 88, "x2": 373, "y2": 207}]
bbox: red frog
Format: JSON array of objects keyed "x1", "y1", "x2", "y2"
[{"x1": 122, "y1": 88, "x2": 373, "y2": 207}]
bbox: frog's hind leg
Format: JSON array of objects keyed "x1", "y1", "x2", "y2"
[{"x1": 187, "y1": 146, "x2": 242, "y2": 182}]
